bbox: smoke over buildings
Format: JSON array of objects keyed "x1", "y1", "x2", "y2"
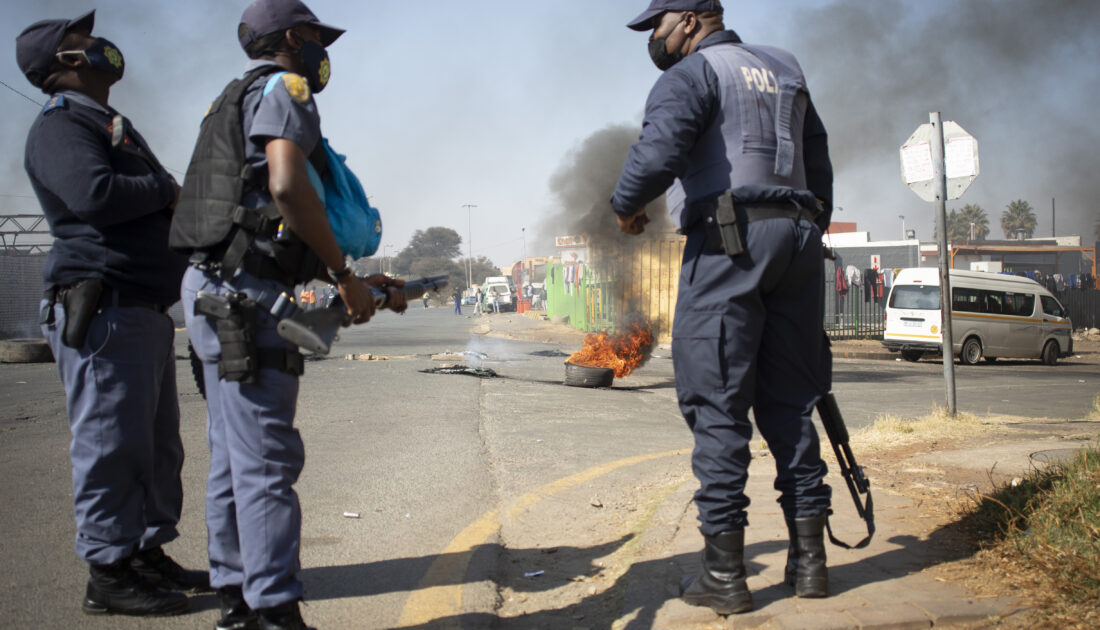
[
  {"x1": 786, "y1": 0, "x2": 1100, "y2": 241},
  {"x1": 537, "y1": 124, "x2": 670, "y2": 256}
]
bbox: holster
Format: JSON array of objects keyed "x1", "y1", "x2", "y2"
[
  {"x1": 60, "y1": 279, "x2": 104, "y2": 349},
  {"x1": 194, "y1": 291, "x2": 305, "y2": 383},
  {"x1": 704, "y1": 195, "x2": 745, "y2": 257},
  {"x1": 213, "y1": 294, "x2": 260, "y2": 384}
]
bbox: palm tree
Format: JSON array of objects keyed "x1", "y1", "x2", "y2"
[
  {"x1": 945, "y1": 209, "x2": 970, "y2": 242},
  {"x1": 959, "y1": 203, "x2": 990, "y2": 240},
  {"x1": 1001, "y1": 199, "x2": 1037, "y2": 239}
]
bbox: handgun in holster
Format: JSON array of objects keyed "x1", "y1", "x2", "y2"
[
  {"x1": 706, "y1": 194, "x2": 745, "y2": 257},
  {"x1": 60, "y1": 278, "x2": 104, "y2": 349},
  {"x1": 194, "y1": 291, "x2": 260, "y2": 384}
]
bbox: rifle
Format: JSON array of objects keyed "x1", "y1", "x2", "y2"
[
  {"x1": 815, "y1": 392, "x2": 875, "y2": 549},
  {"x1": 276, "y1": 274, "x2": 449, "y2": 355}
]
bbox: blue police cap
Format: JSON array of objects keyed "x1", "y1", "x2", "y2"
[
  {"x1": 627, "y1": 0, "x2": 723, "y2": 32},
  {"x1": 238, "y1": 0, "x2": 344, "y2": 51},
  {"x1": 15, "y1": 10, "x2": 95, "y2": 88}
]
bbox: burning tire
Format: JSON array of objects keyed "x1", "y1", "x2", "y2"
[{"x1": 563, "y1": 361, "x2": 614, "y2": 388}]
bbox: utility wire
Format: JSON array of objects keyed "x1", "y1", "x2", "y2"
[
  {"x1": 0, "y1": 77, "x2": 44, "y2": 107},
  {"x1": 3, "y1": 75, "x2": 186, "y2": 176}
]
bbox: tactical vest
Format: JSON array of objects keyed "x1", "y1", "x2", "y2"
[
  {"x1": 169, "y1": 65, "x2": 325, "y2": 284},
  {"x1": 679, "y1": 42, "x2": 809, "y2": 208}
]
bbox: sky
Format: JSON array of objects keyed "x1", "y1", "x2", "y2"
[{"x1": 2, "y1": 0, "x2": 1097, "y2": 267}]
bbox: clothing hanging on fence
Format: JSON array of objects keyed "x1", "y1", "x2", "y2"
[
  {"x1": 1053, "y1": 274, "x2": 1065, "y2": 292},
  {"x1": 846, "y1": 265, "x2": 862, "y2": 290},
  {"x1": 835, "y1": 265, "x2": 850, "y2": 298}
]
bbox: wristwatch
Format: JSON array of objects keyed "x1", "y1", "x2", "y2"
[{"x1": 328, "y1": 257, "x2": 354, "y2": 281}]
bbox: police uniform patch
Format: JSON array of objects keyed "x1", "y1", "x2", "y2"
[
  {"x1": 281, "y1": 73, "x2": 310, "y2": 103},
  {"x1": 42, "y1": 94, "x2": 67, "y2": 114}
]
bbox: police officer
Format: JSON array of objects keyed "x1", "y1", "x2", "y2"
[
  {"x1": 17, "y1": 9, "x2": 209, "y2": 617},
  {"x1": 175, "y1": 1, "x2": 401, "y2": 628},
  {"x1": 613, "y1": 0, "x2": 835, "y2": 615}
]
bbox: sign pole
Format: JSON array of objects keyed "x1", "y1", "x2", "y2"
[{"x1": 930, "y1": 112, "x2": 957, "y2": 416}]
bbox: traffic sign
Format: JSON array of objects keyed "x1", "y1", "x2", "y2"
[{"x1": 900, "y1": 121, "x2": 979, "y2": 202}]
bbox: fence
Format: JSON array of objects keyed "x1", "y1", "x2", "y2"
[
  {"x1": 0, "y1": 253, "x2": 48, "y2": 339},
  {"x1": 823, "y1": 259, "x2": 886, "y2": 340},
  {"x1": 1059, "y1": 288, "x2": 1099, "y2": 329},
  {"x1": 546, "y1": 236, "x2": 685, "y2": 343}
]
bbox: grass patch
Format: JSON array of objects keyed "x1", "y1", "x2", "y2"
[
  {"x1": 851, "y1": 405, "x2": 1004, "y2": 450},
  {"x1": 965, "y1": 444, "x2": 1100, "y2": 627}
]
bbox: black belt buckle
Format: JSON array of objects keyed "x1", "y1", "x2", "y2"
[{"x1": 714, "y1": 195, "x2": 744, "y2": 257}]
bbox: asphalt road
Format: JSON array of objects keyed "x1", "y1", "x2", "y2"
[{"x1": 0, "y1": 307, "x2": 1096, "y2": 628}]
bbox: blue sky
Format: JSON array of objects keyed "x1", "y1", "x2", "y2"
[{"x1": 2, "y1": 1, "x2": 1097, "y2": 267}]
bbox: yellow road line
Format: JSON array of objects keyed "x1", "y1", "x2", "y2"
[{"x1": 396, "y1": 448, "x2": 689, "y2": 627}]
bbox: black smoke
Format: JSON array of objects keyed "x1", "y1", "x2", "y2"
[{"x1": 786, "y1": 0, "x2": 1100, "y2": 240}]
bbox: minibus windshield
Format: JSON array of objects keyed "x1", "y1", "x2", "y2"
[{"x1": 889, "y1": 285, "x2": 940, "y2": 310}]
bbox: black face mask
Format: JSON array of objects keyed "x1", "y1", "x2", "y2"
[
  {"x1": 57, "y1": 37, "x2": 125, "y2": 82},
  {"x1": 299, "y1": 40, "x2": 331, "y2": 93},
  {"x1": 648, "y1": 16, "x2": 687, "y2": 71}
]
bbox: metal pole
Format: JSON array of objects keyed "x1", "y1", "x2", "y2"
[
  {"x1": 462, "y1": 204, "x2": 477, "y2": 289},
  {"x1": 899, "y1": 215, "x2": 905, "y2": 240},
  {"x1": 930, "y1": 112, "x2": 957, "y2": 416},
  {"x1": 1051, "y1": 197, "x2": 1056, "y2": 237}
]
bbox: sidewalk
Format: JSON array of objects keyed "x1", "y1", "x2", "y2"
[{"x1": 479, "y1": 312, "x2": 1098, "y2": 628}]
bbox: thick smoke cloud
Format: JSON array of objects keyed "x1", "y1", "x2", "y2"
[
  {"x1": 790, "y1": 0, "x2": 1099, "y2": 241},
  {"x1": 536, "y1": 124, "x2": 670, "y2": 256}
]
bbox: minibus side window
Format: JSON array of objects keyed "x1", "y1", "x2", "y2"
[
  {"x1": 952, "y1": 287, "x2": 981, "y2": 312},
  {"x1": 983, "y1": 291, "x2": 1005, "y2": 314},
  {"x1": 1004, "y1": 292, "x2": 1035, "y2": 317},
  {"x1": 1041, "y1": 295, "x2": 1065, "y2": 318}
]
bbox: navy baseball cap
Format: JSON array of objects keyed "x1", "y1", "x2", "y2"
[
  {"x1": 15, "y1": 10, "x2": 95, "y2": 88},
  {"x1": 627, "y1": 0, "x2": 723, "y2": 31},
  {"x1": 238, "y1": 0, "x2": 344, "y2": 51}
]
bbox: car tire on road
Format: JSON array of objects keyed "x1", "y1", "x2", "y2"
[
  {"x1": 1041, "y1": 340, "x2": 1060, "y2": 366},
  {"x1": 563, "y1": 361, "x2": 614, "y2": 388},
  {"x1": 959, "y1": 337, "x2": 983, "y2": 365},
  {"x1": 0, "y1": 339, "x2": 53, "y2": 364}
]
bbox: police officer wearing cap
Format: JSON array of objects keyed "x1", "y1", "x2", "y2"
[
  {"x1": 613, "y1": 0, "x2": 835, "y2": 615},
  {"x1": 174, "y1": 1, "x2": 397, "y2": 628},
  {"x1": 17, "y1": 9, "x2": 209, "y2": 618}
]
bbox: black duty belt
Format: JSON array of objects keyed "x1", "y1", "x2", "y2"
[
  {"x1": 97, "y1": 286, "x2": 170, "y2": 314},
  {"x1": 684, "y1": 200, "x2": 811, "y2": 233}
]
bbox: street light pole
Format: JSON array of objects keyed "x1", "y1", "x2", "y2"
[{"x1": 462, "y1": 204, "x2": 477, "y2": 289}]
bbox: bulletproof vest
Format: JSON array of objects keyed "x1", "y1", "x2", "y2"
[
  {"x1": 680, "y1": 42, "x2": 809, "y2": 206},
  {"x1": 169, "y1": 65, "x2": 326, "y2": 284},
  {"x1": 170, "y1": 65, "x2": 283, "y2": 255}
]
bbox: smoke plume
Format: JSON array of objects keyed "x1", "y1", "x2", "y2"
[{"x1": 787, "y1": 0, "x2": 1100, "y2": 241}]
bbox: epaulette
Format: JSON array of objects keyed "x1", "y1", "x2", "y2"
[{"x1": 42, "y1": 94, "x2": 67, "y2": 114}]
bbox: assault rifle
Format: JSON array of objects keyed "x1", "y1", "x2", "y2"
[
  {"x1": 816, "y1": 392, "x2": 875, "y2": 549},
  {"x1": 277, "y1": 274, "x2": 449, "y2": 355}
]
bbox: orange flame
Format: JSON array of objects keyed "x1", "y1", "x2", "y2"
[{"x1": 567, "y1": 322, "x2": 654, "y2": 378}]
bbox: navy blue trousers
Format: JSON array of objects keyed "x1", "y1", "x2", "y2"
[
  {"x1": 42, "y1": 299, "x2": 184, "y2": 565},
  {"x1": 672, "y1": 215, "x2": 832, "y2": 535},
  {"x1": 182, "y1": 266, "x2": 304, "y2": 610}
]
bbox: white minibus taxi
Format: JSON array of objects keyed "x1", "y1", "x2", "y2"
[{"x1": 882, "y1": 268, "x2": 1073, "y2": 365}]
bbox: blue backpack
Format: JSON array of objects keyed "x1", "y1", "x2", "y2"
[{"x1": 265, "y1": 73, "x2": 383, "y2": 259}]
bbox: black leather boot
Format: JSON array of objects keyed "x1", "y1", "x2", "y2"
[
  {"x1": 131, "y1": 545, "x2": 212, "y2": 592},
  {"x1": 679, "y1": 530, "x2": 754, "y2": 615},
  {"x1": 257, "y1": 600, "x2": 315, "y2": 630},
  {"x1": 216, "y1": 585, "x2": 259, "y2": 630},
  {"x1": 785, "y1": 514, "x2": 828, "y2": 597},
  {"x1": 83, "y1": 559, "x2": 190, "y2": 616}
]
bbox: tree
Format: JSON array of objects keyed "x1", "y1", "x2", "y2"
[
  {"x1": 959, "y1": 203, "x2": 990, "y2": 240},
  {"x1": 391, "y1": 227, "x2": 463, "y2": 276},
  {"x1": 1001, "y1": 199, "x2": 1037, "y2": 239},
  {"x1": 945, "y1": 209, "x2": 969, "y2": 242},
  {"x1": 468, "y1": 256, "x2": 501, "y2": 287}
]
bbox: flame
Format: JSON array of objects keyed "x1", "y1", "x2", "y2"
[{"x1": 567, "y1": 322, "x2": 653, "y2": 378}]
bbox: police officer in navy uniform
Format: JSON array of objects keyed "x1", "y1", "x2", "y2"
[
  {"x1": 17, "y1": 9, "x2": 209, "y2": 618},
  {"x1": 613, "y1": 0, "x2": 835, "y2": 615},
  {"x1": 175, "y1": 1, "x2": 400, "y2": 628}
]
